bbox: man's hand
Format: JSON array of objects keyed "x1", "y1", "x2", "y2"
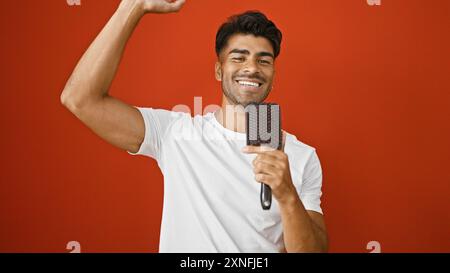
[
  {"x1": 242, "y1": 145, "x2": 297, "y2": 205},
  {"x1": 242, "y1": 145, "x2": 328, "y2": 252},
  {"x1": 129, "y1": 0, "x2": 186, "y2": 14}
]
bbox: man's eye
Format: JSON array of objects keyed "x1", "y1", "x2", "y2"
[
  {"x1": 232, "y1": 57, "x2": 245, "y2": 62},
  {"x1": 259, "y1": 60, "x2": 272, "y2": 64}
]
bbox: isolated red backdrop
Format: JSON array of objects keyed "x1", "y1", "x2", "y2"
[{"x1": 0, "y1": 0, "x2": 449, "y2": 253}]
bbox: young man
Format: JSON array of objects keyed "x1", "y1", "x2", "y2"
[{"x1": 61, "y1": 0, "x2": 328, "y2": 253}]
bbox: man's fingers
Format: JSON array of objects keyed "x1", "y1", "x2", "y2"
[
  {"x1": 243, "y1": 145, "x2": 287, "y2": 162},
  {"x1": 252, "y1": 154, "x2": 279, "y2": 168},
  {"x1": 242, "y1": 145, "x2": 285, "y2": 159},
  {"x1": 253, "y1": 161, "x2": 278, "y2": 175},
  {"x1": 242, "y1": 145, "x2": 276, "y2": 154},
  {"x1": 166, "y1": 0, "x2": 185, "y2": 10},
  {"x1": 255, "y1": 174, "x2": 273, "y2": 185},
  {"x1": 147, "y1": 0, "x2": 186, "y2": 13}
]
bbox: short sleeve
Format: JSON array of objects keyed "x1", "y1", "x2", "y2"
[
  {"x1": 128, "y1": 107, "x2": 183, "y2": 160},
  {"x1": 299, "y1": 150, "x2": 324, "y2": 215}
]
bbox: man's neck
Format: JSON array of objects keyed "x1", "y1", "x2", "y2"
[{"x1": 214, "y1": 101, "x2": 246, "y2": 134}]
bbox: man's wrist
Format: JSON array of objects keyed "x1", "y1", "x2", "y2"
[
  {"x1": 118, "y1": 0, "x2": 146, "y2": 17},
  {"x1": 277, "y1": 187, "x2": 301, "y2": 209}
]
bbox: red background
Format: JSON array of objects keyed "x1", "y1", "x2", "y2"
[{"x1": 1, "y1": 0, "x2": 449, "y2": 253}]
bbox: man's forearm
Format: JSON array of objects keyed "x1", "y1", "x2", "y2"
[
  {"x1": 61, "y1": 0, "x2": 145, "y2": 110},
  {"x1": 279, "y1": 194, "x2": 328, "y2": 253}
]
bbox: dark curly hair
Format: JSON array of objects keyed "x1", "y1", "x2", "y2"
[{"x1": 215, "y1": 11, "x2": 283, "y2": 59}]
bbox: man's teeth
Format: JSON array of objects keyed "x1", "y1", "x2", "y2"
[{"x1": 238, "y1": 81, "x2": 260, "y2": 87}]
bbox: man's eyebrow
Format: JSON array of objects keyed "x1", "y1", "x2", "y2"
[
  {"x1": 228, "y1": 49, "x2": 250, "y2": 55},
  {"x1": 257, "y1": 52, "x2": 275, "y2": 59},
  {"x1": 228, "y1": 49, "x2": 274, "y2": 59}
]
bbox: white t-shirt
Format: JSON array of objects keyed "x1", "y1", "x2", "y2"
[{"x1": 129, "y1": 108, "x2": 324, "y2": 253}]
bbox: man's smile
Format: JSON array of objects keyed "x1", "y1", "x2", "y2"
[{"x1": 234, "y1": 78, "x2": 263, "y2": 92}]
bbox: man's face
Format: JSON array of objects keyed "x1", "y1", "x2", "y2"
[{"x1": 216, "y1": 34, "x2": 276, "y2": 107}]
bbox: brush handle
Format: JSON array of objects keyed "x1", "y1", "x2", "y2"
[{"x1": 261, "y1": 183, "x2": 272, "y2": 210}]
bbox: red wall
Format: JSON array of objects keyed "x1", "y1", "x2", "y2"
[{"x1": 1, "y1": 0, "x2": 449, "y2": 253}]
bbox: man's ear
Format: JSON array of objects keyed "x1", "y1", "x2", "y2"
[{"x1": 215, "y1": 61, "x2": 222, "y2": 81}]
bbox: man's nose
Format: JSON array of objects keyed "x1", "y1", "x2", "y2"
[{"x1": 242, "y1": 59, "x2": 260, "y2": 74}]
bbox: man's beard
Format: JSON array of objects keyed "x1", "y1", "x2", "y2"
[{"x1": 221, "y1": 81, "x2": 271, "y2": 107}]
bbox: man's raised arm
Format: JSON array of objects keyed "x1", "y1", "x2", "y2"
[{"x1": 60, "y1": 0, "x2": 186, "y2": 153}]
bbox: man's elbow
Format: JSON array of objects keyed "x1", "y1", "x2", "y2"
[
  {"x1": 317, "y1": 233, "x2": 329, "y2": 253},
  {"x1": 287, "y1": 237, "x2": 329, "y2": 253},
  {"x1": 289, "y1": 246, "x2": 327, "y2": 253},
  {"x1": 288, "y1": 246, "x2": 327, "y2": 253},
  {"x1": 61, "y1": 88, "x2": 80, "y2": 113},
  {"x1": 319, "y1": 240, "x2": 329, "y2": 253},
  {"x1": 316, "y1": 233, "x2": 329, "y2": 253},
  {"x1": 60, "y1": 88, "x2": 93, "y2": 115}
]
